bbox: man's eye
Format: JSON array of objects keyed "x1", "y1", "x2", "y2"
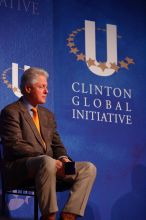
[{"x1": 38, "y1": 86, "x2": 48, "y2": 89}]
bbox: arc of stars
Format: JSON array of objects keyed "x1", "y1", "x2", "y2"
[
  {"x1": 4, "y1": 80, "x2": 8, "y2": 83},
  {"x1": 66, "y1": 27, "x2": 135, "y2": 74},
  {"x1": 67, "y1": 37, "x2": 74, "y2": 42},
  {"x1": 110, "y1": 63, "x2": 120, "y2": 72},
  {"x1": 67, "y1": 42, "x2": 75, "y2": 47},
  {"x1": 7, "y1": 84, "x2": 12, "y2": 88},
  {"x1": 76, "y1": 53, "x2": 85, "y2": 61},
  {"x1": 13, "y1": 87, "x2": 18, "y2": 92},
  {"x1": 125, "y1": 57, "x2": 135, "y2": 64},
  {"x1": 119, "y1": 61, "x2": 129, "y2": 69},
  {"x1": 86, "y1": 58, "x2": 96, "y2": 67},
  {"x1": 69, "y1": 33, "x2": 76, "y2": 37},
  {"x1": 97, "y1": 62, "x2": 108, "y2": 71},
  {"x1": 70, "y1": 47, "x2": 79, "y2": 54}
]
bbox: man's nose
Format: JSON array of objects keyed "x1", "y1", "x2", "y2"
[{"x1": 44, "y1": 88, "x2": 48, "y2": 94}]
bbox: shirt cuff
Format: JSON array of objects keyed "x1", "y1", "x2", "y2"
[{"x1": 58, "y1": 156, "x2": 68, "y2": 160}]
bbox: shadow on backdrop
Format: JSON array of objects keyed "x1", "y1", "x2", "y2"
[
  {"x1": 82, "y1": 202, "x2": 101, "y2": 220},
  {"x1": 111, "y1": 164, "x2": 146, "y2": 220}
]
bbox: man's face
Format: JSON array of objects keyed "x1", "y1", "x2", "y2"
[{"x1": 26, "y1": 75, "x2": 48, "y2": 106}]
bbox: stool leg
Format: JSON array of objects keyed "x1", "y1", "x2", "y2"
[
  {"x1": 1, "y1": 189, "x2": 6, "y2": 215},
  {"x1": 34, "y1": 194, "x2": 38, "y2": 220}
]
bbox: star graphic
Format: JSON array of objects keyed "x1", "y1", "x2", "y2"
[
  {"x1": 7, "y1": 84, "x2": 12, "y2": 88},
  {"x1": 13, "y1": 87, "x2": 18, "y2": 92},
  {"x1": 86, "y1": 58, "x2": 96, "y2": 67},
  {"x1": 67, "y1": 37, "x2": 74, "y2": 42},
  {"x1": 76, "y1": 53, "x2": 85, "y2": 61},
  {"x1": 98, "y1": 62, "x2": 108, "y2": 71},
  {"x1": 119, "y1": 61, "x2": 129, "y2": 69},
  {"x1": 110, "y1": 63, "x2": 120, "y2": 72},
  {"x1": 67, "y1": 42, "x2": 75, "y2": 47},
  {"x1": 77, "y1": 29, "x2": 82, "y2": 32},
  {"x1": 73, "y1": 31, "x2": 78, "y2": 34},
  {"x1": 125, "y1": 57, "x2": 135, "y2": 64},
  {"x1": 4, "y1": 80, "x2": 8, "y2": 83},
  {"x1": 70, "y1": 33, "x2": 76, "y2": 37},
  {"x1": 70, "y1": 47, "x2": 79, "y2": 54}
]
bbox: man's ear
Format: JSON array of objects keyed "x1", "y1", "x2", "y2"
[{"x1": 25, "y1": 86, "x2": 31, "y2": 94}]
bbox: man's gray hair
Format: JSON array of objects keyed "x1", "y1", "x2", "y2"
[{"x1": 20, "y1": 67, "x2": 49, "y2": 94}]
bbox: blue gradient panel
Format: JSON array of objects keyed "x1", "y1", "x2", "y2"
[
  {"x1": 0, "y1": 0, "x2": 53, "y2": 219},
  {"x1": 53, "y1": 0, "x2": 146, "y2": 220},
  {"x1": 0, "y1": 0, "x2": 146, "y2": 219},
  {"x1": 0, "y1": 0, "x2": 54, "y2": 110}
]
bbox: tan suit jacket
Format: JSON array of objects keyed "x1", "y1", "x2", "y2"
[{"x1": 0, "y1": 98, "x2": 67, "y2": 187}]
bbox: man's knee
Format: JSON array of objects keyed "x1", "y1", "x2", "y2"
[
  {"x1": 38, "y1": 155, "x2": 56, "y2": 175},
  {"x1": 76, "y1": 161, "x2": 97, "y2": 178},
  {"x1": 84, "y1": 162, "x2": 97, "y2": 177}
]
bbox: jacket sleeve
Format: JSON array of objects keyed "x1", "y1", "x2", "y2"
[
  {"x1": 50, "y1": 113, "x2": 68, "y2": 159},
  {"x1": 0, "y1": 108, "x2": 42, "y2": 160}
]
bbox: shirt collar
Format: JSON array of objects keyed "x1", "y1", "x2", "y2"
[{"x1": 22, "y1": 97, "x2": 38, "y2": 113}]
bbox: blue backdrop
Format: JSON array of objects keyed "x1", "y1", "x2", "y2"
[
  {"x1": 0, "y1": 0, "x2": 53, "y2": 219},
  {"x1": 53, "y1": 1, "x2": 146, "y2": 220},
  {"x1": 0, "y1": 0, "x2": 146, "y2": 220}
]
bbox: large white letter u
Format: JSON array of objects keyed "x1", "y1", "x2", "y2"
[{"x1": 85, "y1": 20, "x2": 117, "y2": 76}]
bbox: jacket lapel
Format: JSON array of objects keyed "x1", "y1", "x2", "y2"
[
  {"x1": 18, "y1": 100, "x2": 46, "y2": 150},
  {"x1": 38, "y1": 107, "x2": 49, "y2": 149}
]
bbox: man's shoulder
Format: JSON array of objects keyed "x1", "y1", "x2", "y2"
[
  {"x1": 0, "y1": 99, "x2": 24, "y2": 115},
  {"x1": 38, "y1": 105, "x2": 54, "y2": 116},
  {"x1": 1, "y1": 100, "x2": 19, "y2": 111}
]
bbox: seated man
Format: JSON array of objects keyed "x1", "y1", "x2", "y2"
[{"x1": 0, "y1": 67, "x2": 96, "y2": 220}]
